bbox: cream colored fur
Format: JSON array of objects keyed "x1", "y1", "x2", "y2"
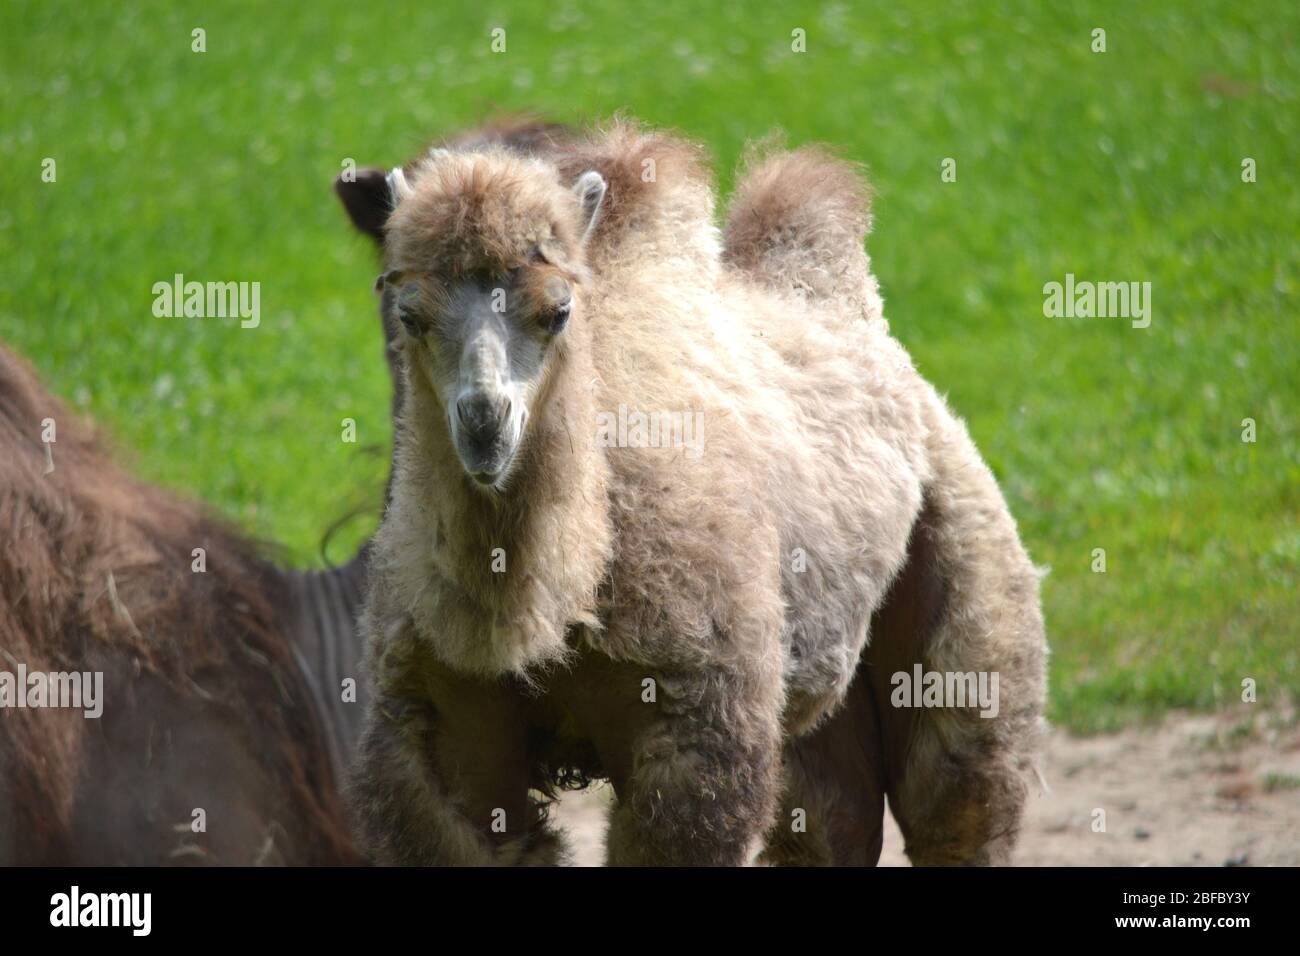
[{"x1": 352, "y1": 120, "x2": 1047, "y2": 866}]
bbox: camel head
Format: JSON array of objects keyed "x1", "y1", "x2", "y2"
[{"x1": 375, "y1": 148, "x2": 605, "y2": 491}]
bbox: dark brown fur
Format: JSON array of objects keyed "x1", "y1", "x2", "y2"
[{"x1": 0, "y1": 346, "x2": 358, "y2": 864}]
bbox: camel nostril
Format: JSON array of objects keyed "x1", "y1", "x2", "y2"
[{"x1": 456, "y1": 393, "x2": 509, "y2": 442}]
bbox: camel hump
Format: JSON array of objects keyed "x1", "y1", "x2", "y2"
[
  {"x1": 554, "y1": 120, "x2": 717, "y2": 252},
  {"x1": 723, "y1": 145, "x2": 882, "y2": 319}
]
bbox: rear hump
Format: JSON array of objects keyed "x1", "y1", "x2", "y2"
[{"x1": 723, "y1": 145, "x2": 883, "y2": 322}]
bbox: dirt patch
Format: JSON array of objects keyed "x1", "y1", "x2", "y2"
[{"x1": 551, "y1": 708, "x2": 1300, "y2": 866}]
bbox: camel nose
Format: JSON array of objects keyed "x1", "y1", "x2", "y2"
[{"x1": 456, "y1": 392, "x2": 511, "y2": 443}]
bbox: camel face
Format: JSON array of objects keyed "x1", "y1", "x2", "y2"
[
  {"x1": 387, "y1": 265, "x2": 574, "y2": 489},
  {"x1": 440, "y1": 271, "x2": 538, "y2": 487},
  {"x1": 379, "y1": 148, "x2": 604, "y2": 492}
]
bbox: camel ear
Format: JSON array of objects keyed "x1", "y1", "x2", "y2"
[
  {"x1": 572, "y1": 170, "x2": 606, "y2": 244},
  {"x1": 334, "y1": 166, "x2": 393, "y2": 244}
]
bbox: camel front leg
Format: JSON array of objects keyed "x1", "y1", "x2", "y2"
[
  {"x1": 604, "y1": 662, "x2": 784, "y2": 866},
  {"x1": 349, "y1": 679, "x2": 559, "y2": 866}
]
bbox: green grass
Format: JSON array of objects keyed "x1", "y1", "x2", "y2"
[{"x1": 0, "y1": 0, "x2": 1295, "y2": 732}]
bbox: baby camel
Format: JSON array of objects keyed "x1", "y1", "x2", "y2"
[{"x1": 350, "y1": 121, "x2": 1046, "y2": 866}]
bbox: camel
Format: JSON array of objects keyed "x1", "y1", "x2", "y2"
[
  {"x1": 346, "y1": 119, "x2": 1047, "y2": 866},
  {"x1": 0, "y1": 341, "x2": 374, "y2": 864}
]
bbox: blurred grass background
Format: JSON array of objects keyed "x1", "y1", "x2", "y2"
[{"x1": 0, "y1": 0, "x2": 1295, "y2": 731}]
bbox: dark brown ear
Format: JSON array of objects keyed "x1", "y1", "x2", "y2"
[{"x1": 334, "y1": 167, "x2": 392, "y2": 244}]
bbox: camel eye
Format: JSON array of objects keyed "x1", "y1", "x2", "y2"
[
  {"x1": 393, "y1": 286, "x2": 424, "y2": 333},
  {"x1": 396, "y1": 304, "x2": 421, "y2": 332},
  {"x1": 544, "y1": 298, "x2": 572, "y2": 334}
]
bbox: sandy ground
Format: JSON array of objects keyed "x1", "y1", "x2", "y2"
[{"x1": 551, "y1": 707, "x2": 1300, "y2": 866}]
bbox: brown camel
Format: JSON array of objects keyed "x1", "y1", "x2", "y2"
[
  {"x1": 0, "y1": 340, "x2": 370, "y2": 864},
  {"x1": 340, "y1": 119, "x2": 1046, "y2": 866}
]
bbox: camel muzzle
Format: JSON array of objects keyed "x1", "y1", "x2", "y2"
[{"x1": 453, "y1": 391, "x2": 518, "y2": 485}]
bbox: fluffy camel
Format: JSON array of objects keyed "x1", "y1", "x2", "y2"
[{"x1": 343, "y1": 119, "x2": 1047, "y2": 865}]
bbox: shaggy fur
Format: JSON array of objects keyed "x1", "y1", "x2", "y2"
[
  {"x1": 350, "y1": 119, "x2": 1047, "y2": 866},
  {"x1": 722, "y1": 146, "x2": 1047, "y2": 864},
  {"x1": 0, "y1": 345, "x2": 358, "y2": 864},
  {"x1": 335, "y1": 116, "x2": 575, "y2": 246}
]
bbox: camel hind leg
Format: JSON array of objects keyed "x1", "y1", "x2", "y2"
[
  {"x1": 768, "y1": 476, "x2": 1046, "y2": 867},
  {"x1": 866, "y1": 416, "x2": 1047, "y2": 865}
]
